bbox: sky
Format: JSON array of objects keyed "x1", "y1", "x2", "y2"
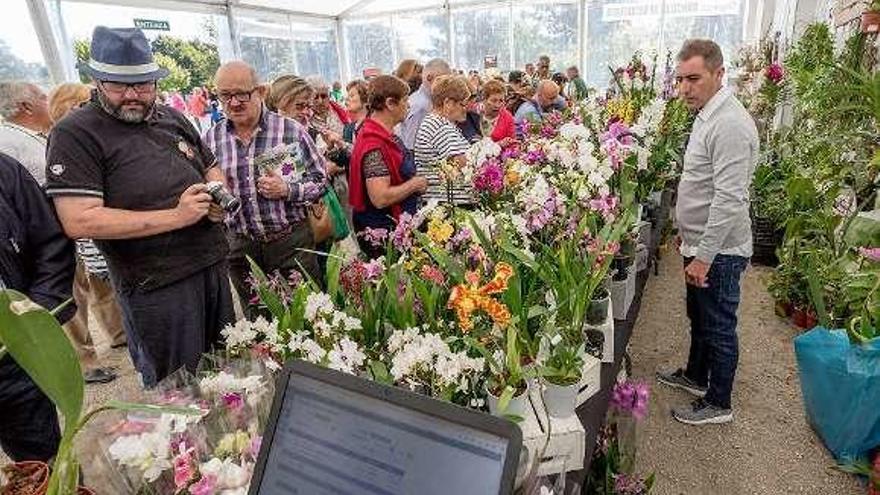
[{"x1": 3, "y1": 0, "x2": 214, "y2": 66}]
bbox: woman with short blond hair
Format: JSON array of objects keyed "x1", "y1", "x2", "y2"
[
  {"x1": 394, "y1": 59, "x2": 422, "y2": 94},
  {"x1": 414, "y1": 75, "x2": 474, "y2": 205},
  {"x1": 48, "y1": 83, "x2": 91, "y2": 124}
]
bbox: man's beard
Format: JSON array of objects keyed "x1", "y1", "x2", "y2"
[{"x1": 97, "y1": 90, "x2": 154, "y2": 123}]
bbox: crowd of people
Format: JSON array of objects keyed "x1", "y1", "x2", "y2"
[{"x1": 0, "y1": 23, "x2": 756, "y2": 465}]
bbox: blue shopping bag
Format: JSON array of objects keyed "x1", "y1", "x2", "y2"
[{"x1": 794, "y1": 327, "x2": 880, "y2": 462}]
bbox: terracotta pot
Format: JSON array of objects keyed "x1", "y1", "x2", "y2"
[
  {"x1": 1, "y1": 461, "x2": 50, "y2": 495},
  {"x1": 791, "y1": 307, "x2": 818, "y2": 330},
  {"x1": 77, "y1": 487, "x2": 96, "y2": 495},
  {"x1": 791, "y1": 308, "x2": 807, "y2": 328},
  {"x1": 862, "y1": 10, "x2": 880, "y2": 33}
]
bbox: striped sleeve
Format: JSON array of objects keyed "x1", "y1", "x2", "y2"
[
  {"x1": 76, "y1": 239, "x2": 108, "y2": 276},
  {"x1": 414, "y1": 115, "x2": 474, "y2": 206}
]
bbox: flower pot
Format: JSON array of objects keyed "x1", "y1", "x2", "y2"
[
  {"x1": 612, "y1": 255, "x2": 633, "y2": 281},
  {"x1": 542, "y1": 380, "x2": 579, "y2": 418},
  {"x1": 586, "y1": 288, "x2": 611, "y2": 325},
  {"x1": 862, "y1": 10, "x2": 880, "y2": 33},
  {"x1": 1, "y1": 461, "x2": 50, "y2": 495},
  {"x1": 486, "y1": 380, "x2": 530, "y2": 418},
  {"x1": 78, "y1": 488, "x2": 96, "y2": 495},
  {"x1": 791, "y1": 307, "x2": 818, "y2": 330}
]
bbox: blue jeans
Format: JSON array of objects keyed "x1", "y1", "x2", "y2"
[{"x1": 684, "y1": 255, "x2": 749, "y2": 409}]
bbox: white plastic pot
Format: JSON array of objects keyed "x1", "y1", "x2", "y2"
[
  {"x1": 542, "y1": 380, "x2": 579, "y2": 418},
  {"x1": 486, "y1": 380, "x2": 531, "y2": 418}
]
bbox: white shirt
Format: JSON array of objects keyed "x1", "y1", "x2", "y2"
[{"x1": 0, "y1": 121, "x2": 47, "y2": 186}]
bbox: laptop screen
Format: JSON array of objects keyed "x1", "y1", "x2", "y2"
[{"x1": 256, "y1": 372, "x2": 511, "y2": 495}]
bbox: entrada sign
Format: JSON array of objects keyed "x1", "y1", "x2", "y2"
[{"x1": 134, "y1": 19, "x2": 170, "y2": 31}]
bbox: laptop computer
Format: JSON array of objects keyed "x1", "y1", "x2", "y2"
[{"x1": 249, "y1": 360, "x2": 522, "y2": 495}]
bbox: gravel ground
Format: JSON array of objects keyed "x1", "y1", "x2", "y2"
[{"x1": 630, "y1": 252, "x2": 864, "y2": 495}]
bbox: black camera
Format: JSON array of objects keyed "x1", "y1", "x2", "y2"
[{"x1": 205, "y1": 181, "x2": 241, "y2": 215}]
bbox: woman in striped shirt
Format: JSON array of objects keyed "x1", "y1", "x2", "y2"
[{"x1": 413, "y1": 75, "x2": 475, "y2": 207}]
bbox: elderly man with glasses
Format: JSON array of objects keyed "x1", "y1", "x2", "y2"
[
  {"x1": 46, "y1": 27, "x2": 235, "y2": 387},
  {"x1": 203, "y1": 62, "x2": 327, "y2": 319}
]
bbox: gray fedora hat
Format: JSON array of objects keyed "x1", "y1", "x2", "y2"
[{"x1": 79, "y1": 26, "x2": 169, "y2": 83}]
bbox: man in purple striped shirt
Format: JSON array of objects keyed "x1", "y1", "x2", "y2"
[{"x1": 204, "y1": 61, "x2": 327, "y2": 317}]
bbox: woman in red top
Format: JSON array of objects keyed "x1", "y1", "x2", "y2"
[
  {"x1": 349, "y1": 75, "x2": 427, "y2": 259},
  {"x1": 479, "y1": 79, "x2": 516, "y2": 148}
]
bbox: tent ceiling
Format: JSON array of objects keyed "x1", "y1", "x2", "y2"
[{"x1": 236, "y1": 0, "x2": 364, "y2": 17}]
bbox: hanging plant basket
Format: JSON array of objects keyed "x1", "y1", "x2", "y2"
[{"x1": 862, "y1": 10, "x2": 880, "y2": 33}]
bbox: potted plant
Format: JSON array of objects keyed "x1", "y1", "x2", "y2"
[
  {"x1": 0, "y1": 290, "x2": 199, "y2": 495},
  {"x1": 538, "y1": 336, "x2": 585, "y2": 418},
  {"x1": 474, "y1": 325, "x2": 533, "y2": 420},
  {"x1": 791, "y1": 305, "x2": 818, "y2": 329},
  {"x1": 612, "y1": 236, "x2": 637, "y2": 281},
  {"x1": 863, "y1": 0, "x2": 880, "y2": 33},
  {"x1": 586, "y1": 285, "x2": 611, "y2": 325}
]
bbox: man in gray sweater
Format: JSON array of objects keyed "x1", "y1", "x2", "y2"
[{"x1": 656, "y1": 39, "x2": 758, "y2": 425}]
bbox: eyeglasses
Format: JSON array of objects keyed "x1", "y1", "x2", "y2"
[
  {"x1": 101, "y1": 81, "x2": 155, "y2": 94},
  {"x1": 217, "y1": 88, "x2": 257, "y2": 103}
]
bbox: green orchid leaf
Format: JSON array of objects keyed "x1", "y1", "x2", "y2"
[{"x1": 0, "y1": 290, "x2": 83, "y2": 437}]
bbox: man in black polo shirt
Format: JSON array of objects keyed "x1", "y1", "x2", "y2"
[{"x1": 46, "y1": 27, "x2": 234, "y2": 387}]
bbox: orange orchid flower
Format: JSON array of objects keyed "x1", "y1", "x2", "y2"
[{"x1": 447, "y1": 262, "x2": 514, "y2": 332}]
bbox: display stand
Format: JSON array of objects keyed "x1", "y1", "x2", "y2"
[
  {"x1": 585, "y1": 301, "x2": 615, "y2": 364},
  {"x1": 611, "y1": 264, "x2": 636, "y2": 320},
  {"x1": 517, "y1": 383, "x2": 586, "y2": 484},
  {"x1": 565, "y1": 200, "x2": 668, "y2": 493}
]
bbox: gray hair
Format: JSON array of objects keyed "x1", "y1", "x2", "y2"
[
  {"x1": 305, "y1": 75, "x2": 328, "y2": 91},
  {"x1": 0, "y1": 81, "x2": 39, "y2": 120},
  {"x1": 423, "y1": 58, "x2": 451, "y2": 79},
  {"x1": 213, "y1": 60, "x2": 261, "y2": 87}
]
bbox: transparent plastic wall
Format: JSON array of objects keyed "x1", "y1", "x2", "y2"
[
  {"x1": 4, "y1": 0, "x2": 750, "y2": 91},
  {"x1": 340, "y1": 0, "x2": 747, "y2": 87}
]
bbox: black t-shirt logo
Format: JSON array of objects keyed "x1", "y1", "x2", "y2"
[
  {"x1": 49, "y1": 163, "x2": 64, "y2": 176},
  {"x1": 178, "y1": 140, "x2": 195, "y2": 160}
]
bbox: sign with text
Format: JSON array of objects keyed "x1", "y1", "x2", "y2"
[
  {"x1": 134, "y1": 19, "x2": 170, "y2": 31},
  {"x1": 602, "y1": 0, "x2": 739, "y2": 21},
  {"x1": 484, "y1": 55, "x2": 498, "y2": 69},
  {"x1": 363, "y1": 67, "x2": 381, "y2": 78}
]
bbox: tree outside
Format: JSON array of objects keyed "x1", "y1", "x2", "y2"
[
  {"x1": 71, "y1": 35, "x2": 219, "y2": 93},
  {"x1": 0, "y1": 39, "x2": 49, "y2": 84}
]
